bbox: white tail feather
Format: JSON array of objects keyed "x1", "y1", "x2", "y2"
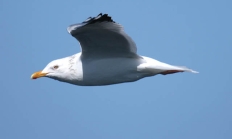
[{"x1": 176, "y1": 66, "x2": 199, "y2": 73}]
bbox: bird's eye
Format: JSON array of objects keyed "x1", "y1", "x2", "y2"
[{"x1": 53, "y1": 65, "x2": 59, "y2": 69}]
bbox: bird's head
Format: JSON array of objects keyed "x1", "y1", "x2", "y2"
[{"x1": 31, "y1": 56, "x2": 78, "y2": 82}]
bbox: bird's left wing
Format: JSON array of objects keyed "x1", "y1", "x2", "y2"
[{"x1": 67, "y1": 13, "x2": 138, "y2": 58}]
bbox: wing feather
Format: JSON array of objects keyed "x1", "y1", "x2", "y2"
[{"x1": 67, "y1": 13, "x2": 137, "y2": 57}]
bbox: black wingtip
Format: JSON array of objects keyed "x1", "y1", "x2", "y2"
[{"x1": 82, "y1": 13, "x2": 115, "y2": 24}]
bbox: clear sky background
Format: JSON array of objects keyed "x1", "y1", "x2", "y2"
[{"x1": 1, "y1": 0, "x2": 231, "y2": 139}]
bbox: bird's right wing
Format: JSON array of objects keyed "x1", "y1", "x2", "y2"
[{"x1": 67, "y1": 13, "x2": 138, "y2": 58}]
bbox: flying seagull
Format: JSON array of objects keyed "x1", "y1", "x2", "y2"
[{"x1": 31, "y1": 13, "x2": 198, "y2": 86}]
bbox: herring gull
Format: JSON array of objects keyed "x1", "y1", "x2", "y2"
[{"x1": 31, "y1": 13, "x2": 198, "y2": 86}]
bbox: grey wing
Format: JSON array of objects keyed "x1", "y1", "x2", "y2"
[{"x1": 67, "y1": 13, "x2": 138, "y2": 58}]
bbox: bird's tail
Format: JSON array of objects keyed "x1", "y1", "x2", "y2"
[
  {"x1": 177, "y1": 66, "x2": 199, "y2": 73},
  {"x1": 160, "y1": 65, "x2": 199, "y2": 75}
]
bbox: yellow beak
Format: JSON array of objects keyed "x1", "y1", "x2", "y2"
[{"x1": 31, "y1": 71, "x2": 47, "y2": 79}]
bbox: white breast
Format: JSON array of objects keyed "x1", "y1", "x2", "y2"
[{"x1": 74, "y1": 56, "x2": 147, "y2": 86}]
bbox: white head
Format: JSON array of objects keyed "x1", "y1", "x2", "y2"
[{"x1": 31, "y1": 56, "x2": 78, "y2": 83}]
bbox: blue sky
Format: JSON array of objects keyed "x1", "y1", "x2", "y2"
[{"x1": 1, "y1": 0, "x2": 232, "y2": 139}]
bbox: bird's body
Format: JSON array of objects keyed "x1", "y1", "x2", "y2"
[
  {"x1": 52, "y1": 53, "x2": 145, "y2": 86},
  {"x1": 31, "y1": 13, "x2": 198, "y2": 86}
]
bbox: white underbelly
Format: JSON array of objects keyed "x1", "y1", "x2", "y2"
[{"x1": 77, "y1": 57, "x2": 147, "y2": 85}]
